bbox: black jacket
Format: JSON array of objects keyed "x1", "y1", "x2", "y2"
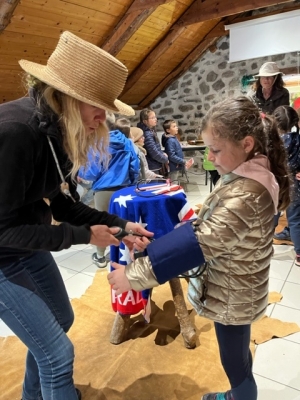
[
  {"x1": 137, "y1": 122, "x2": 168, "y2": 171},
  {"x1": 0, "y1": 95, "x2": 127, "y2": 266},
  {"x1": 247, "y1": 86, "x2": 290, "y2": 114}
]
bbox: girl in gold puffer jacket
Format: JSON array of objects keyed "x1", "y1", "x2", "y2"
[{"x1": 108, "y1": 97, "x2": 290, "y2": 400}]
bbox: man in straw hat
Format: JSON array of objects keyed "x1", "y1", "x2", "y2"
[
  {"x1": 247, "y1": 61, "x2": 290, "y2": 114},
  {"x1": 0, "y1": 31, "x2": 153, "y2": 400}
]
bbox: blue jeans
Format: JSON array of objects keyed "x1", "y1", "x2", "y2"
[
  {"x1": 287, "y1": 199, "x2": 300, "y2": 255},
  {"x1": 215, "y1": 323, "x2": 257, "y2": 400},
  {"x1": 274, "y1": 198, "x2": 300, "y2": 254},
  {"x1": 0, "y1": 251, "x2": 78, "y2": 400}
]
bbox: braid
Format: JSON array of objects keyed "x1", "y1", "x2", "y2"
[{"x1": 262, "y1": 115, "x2": 290, "y2": 211}]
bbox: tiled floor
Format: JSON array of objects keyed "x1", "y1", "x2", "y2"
[{"x1": 1, "y1": 167, "x2": 300, "y2": 399}]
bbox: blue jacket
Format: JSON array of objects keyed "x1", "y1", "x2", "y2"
[
  {"x1": 137, "y1": 122, "x2": 168, "y2": 171},
  {"x1": 161, "y1": 134, "x2": 185, "y2": 172},
  {"x1": 79, "y1": 130, "x2": 140, "y2": 190}
]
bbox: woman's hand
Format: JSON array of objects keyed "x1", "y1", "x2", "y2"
[
  {"x1": 107, "y1": 262, "x2": 131, "y2": 295},
  {"x1": 89, "y1": 225, "x2": 121, "y2": 247}
]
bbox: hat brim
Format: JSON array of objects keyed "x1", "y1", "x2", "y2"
[
  {"x1": 254, "y1": 72, "x2": 284, "y2": 77},
  {"x1": 19, "y1": 60, "x2": 135, "y2": 116}
]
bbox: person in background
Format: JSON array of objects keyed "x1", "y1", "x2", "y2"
[
  {"x1": 137, "y1": 108, "x2": 168, "y2": 176},
  {"x1": 108, "y1": 96, "x2": 290, "y2": 400},
  {"x1": 79, "y1": 113, "x2": 140, "y2": 268},
  {"x1": 161, "y1": 119, "x2": 193, "y2": 182},
  {"x1": 76, "y1": 176, "x2": 94, "y2": 206},
  {"x1": 115, "y1": 116, "x2": 131, "y2": 138},
  {"x1": 247, "y1": 61, "x2": 290, "y2": 114},
  {"x1": 130, "y1": 126, "x2": 163, "y2": 181},
  {"x1": 176, "y1": 126, "x2": 183, "y2": 141},
  {"x1": 273, "y1": 105, "x2": 300, "y2": 266},
  {"x1": 0, "y1": 31, "x2": 153, "y2": 400}
]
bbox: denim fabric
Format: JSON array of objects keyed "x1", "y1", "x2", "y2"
[
  {"x1": 0, "y1": 251, "x2": 78, "y2": 400},
  {"x1": 274, "y1": 197, "x2": 300, "y2": 254},
  {"x1": 214, "y1": 323, "x2": 257, "y2": 400},
  {"x1": 287, "y1": 199, "x2": 300, "y2": 255}
]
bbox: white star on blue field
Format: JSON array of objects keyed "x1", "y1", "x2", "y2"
[{"x1": 113, "y1": 194, "x2": 136, "y2": 207}]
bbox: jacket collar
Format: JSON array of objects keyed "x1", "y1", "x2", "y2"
[{"x1": 231, "y1": 154, "x2": 279, "y2": 213}]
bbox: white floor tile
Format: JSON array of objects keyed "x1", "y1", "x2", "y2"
[
  {"x1": 254, "y1": 338, "x2": 300, "y2": 390},
  {"x1": 265, "y1": 303, "x2": 275, "y2": 317},
  {"x1": 0, "y1": 318, "x2": 15, "y2": 337},
  {"x1": 51, "y1": 248, "x2": 79, "y2": 262},
  {"x1": 268, "y1": 277, "x2": 285, "y2": 293},
  {"x1": 271, "y1": 304, "x2": 300, "y2": 344},
  {"x1": 58, "y1": 251, "x2": 94, "y2": 272},
  {"x1": 280, "y1": 281, "x2": 300, "y2": 310},
  {"x1": 81, "y1": 263, "x2": 103, "y2": 277},
  {"x1": 269, "y1": 258, "x2": 293, "y2": 281},
  {"x1": 272, "y1": 244, "x2": 295, "y2": 261},
  {"x1": 58, "y1": 265, "x2": 79, "y2": 281},
  {"x1": 255, "y1": 375, "x2": 300, "y2": 400},
  {"x1": 63, "y1": 272, "x2": 94, "y2": 299},
  {"x1": 287, "y1": 264, "x2": 300, "y2": 285}
]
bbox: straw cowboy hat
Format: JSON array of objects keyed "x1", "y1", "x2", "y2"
[
  {"x1": 19, "y1": 31, "x2": 134, "y2": 116},
  {"x1": 255, "y1": 62, "x2": 284, "y2": 77},
  {"x1": 130, "y1": 127, "x2": 144, "y2": 142}
]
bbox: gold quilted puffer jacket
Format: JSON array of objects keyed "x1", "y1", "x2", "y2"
[{"x1": 188, "y1": 172, "x2": 274, "y2": 325}]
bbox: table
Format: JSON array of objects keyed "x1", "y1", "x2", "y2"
[
  {"x1": 108, "y1": 184, "x2": 198, "y2": 348},
  {"x1": 180, "y1": 141, "x2": 206, "y2": 152}
]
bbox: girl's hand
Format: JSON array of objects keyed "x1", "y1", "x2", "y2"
[
  {"x1": 123, "y1": 222, "x2": 154, "y2": 252},
  {"x1": 107, "y1": 262, "x2": 131, "y2": 295}
]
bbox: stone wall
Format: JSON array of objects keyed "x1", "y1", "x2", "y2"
[{"x1": 130, "y1": 36, "x2": 299, "y2": 141}]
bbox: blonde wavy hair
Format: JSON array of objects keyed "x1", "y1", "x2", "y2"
[{"x1": 25, "y1": 74, "x2": 110, "y2": 180}]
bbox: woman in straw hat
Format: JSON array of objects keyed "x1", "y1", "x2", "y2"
[
  {"x1": 247, "y1": 61, "x2": 290, "y2": 114},
  {"x1": 0, "y1": 31, "x2": 153, "y2": 400}
]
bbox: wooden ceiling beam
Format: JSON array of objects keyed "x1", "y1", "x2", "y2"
[
  {"x1": 101, "y1": 8, "x2": 153, "y2": 56},
  {"x1": 122, "y1": 24, "x2": 187, "y2": 95},
  {"x1": 205, "y1": 2, "x2": 300, "y2": 39},
  {"x1": 0, "y1": 0, "x2": 21, "y2": 33},
  {"x1": 126, "y1": 0, "x2": 173, "y2": 13},
  {"x1": 225, "y1": 2, "x2": 300, "y2": 25},
  {"x1": 122, "y1": 0, "x2": 207, "y2": 95},
  {"x1": 101, "y1": 0, "x2": 173, "y2": 56},
  {"x1": 177, "y1": 0, "x2": 293, "y2": 26}
]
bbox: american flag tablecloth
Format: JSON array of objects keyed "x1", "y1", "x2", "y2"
[{"x1": 109, "y1": 184, "x2": 197, "y2": 320}]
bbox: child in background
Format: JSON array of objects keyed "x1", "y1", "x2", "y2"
[
  {"x1": 130, "y1": 127, "x2": 163, "y2": 181},
  {"x1": 162, "y1": 119, "x2": 193, "y2": 182},
  {"x1": 79, "y1": 113, "x2": 140, "y2": 268},
  {"x1": 273, "y1": 105, "x2": 300, "y2": 266},
  {"x1": 108, "y1": 97, "x2": 290, "y2": 400},
  {"x1": 137, "y1": 109, "x2": 168, "y2": 176}
]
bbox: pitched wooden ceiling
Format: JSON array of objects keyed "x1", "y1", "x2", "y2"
[{"x1": 1, "y1": 0, "x2": 300, "y2": 109}]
